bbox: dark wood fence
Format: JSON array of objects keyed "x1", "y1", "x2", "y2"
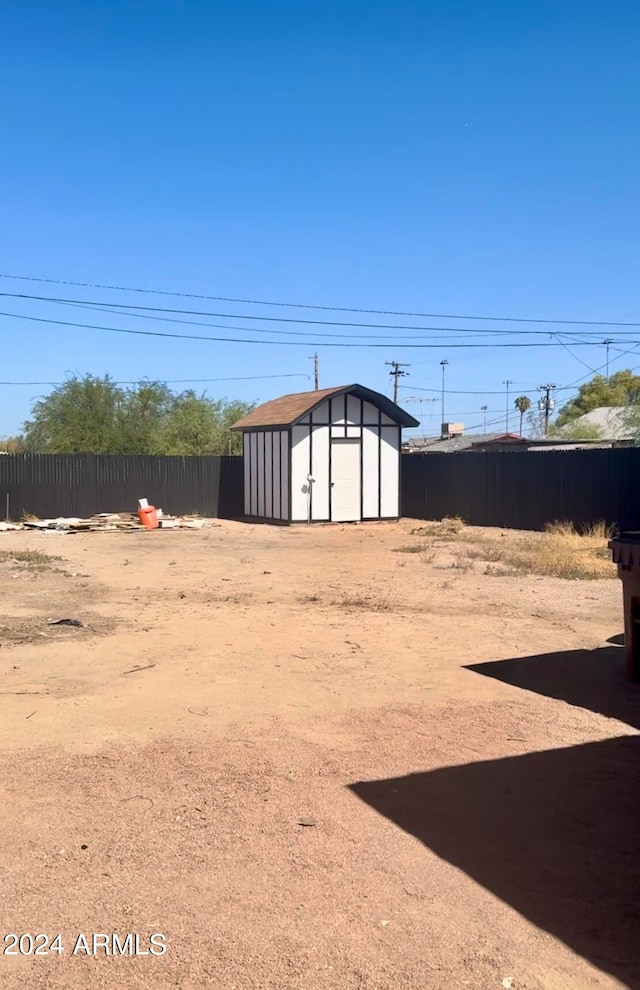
[
  {"x1": 401, "y1": 448, "x2": 640, "y2": 532},
  {"x1": 0, "y1": 454, "x2": 244, "y2": 521},
  {"x1": 2, "y1": 448, "x2": 637, "y2": 531}
]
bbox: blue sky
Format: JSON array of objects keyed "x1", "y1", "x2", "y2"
[{"x1": 1, "y1": 0, "x2": 639, "y2": 437}]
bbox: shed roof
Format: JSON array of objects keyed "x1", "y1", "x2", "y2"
[{"x1": 231, "y1": 384, "x2": 419, "y2": 430}]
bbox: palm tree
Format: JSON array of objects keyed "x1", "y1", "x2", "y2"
[{"x1": 514, "y1": 395, "x2": 531, "y2": 435}]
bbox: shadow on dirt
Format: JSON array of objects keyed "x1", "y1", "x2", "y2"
[
  {"x1": 350, "y1": 737, "x2": 640, "y2": 988},
  {"x1": 350, "y1": 643, "x2": 640, "y2": 987},
  {"x1": 467, "y1": 643, "x2": 639, "y2": 730}
]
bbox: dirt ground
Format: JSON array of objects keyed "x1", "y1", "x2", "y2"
[{"x1": 0, "y1": 519, "x2": 638, "y2": 990}]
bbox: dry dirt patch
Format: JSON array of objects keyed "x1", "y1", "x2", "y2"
[{"x1": 0, "y1": 519, "x2": 634, "y2": 990}]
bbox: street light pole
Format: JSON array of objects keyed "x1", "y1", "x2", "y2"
[
  {"x1": 440, "y1": 360, "x2": 449, "y2": 433},
  {"x1": 503, "y1": 380, "x2": 513, "y2": 432}
]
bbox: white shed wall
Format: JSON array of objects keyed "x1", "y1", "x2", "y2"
[
  {"x1": 311, "y1": 401, "x2": 329, "y2": 424},
  {"x1": 380, "y1": 427, "x2": 400, "y2": 517},
  {"x1": 362, "y1": 401, "x2": 380, "y2": 425},
  {"x1": 291, "y1": 426, "x2": 310, "y2": 522},
  {"x1": 362, "y1": 425, "x2": 380, "y2": 518},
  {"x1": 311, "y1": 426, "x2": 330, "y2": 521}
]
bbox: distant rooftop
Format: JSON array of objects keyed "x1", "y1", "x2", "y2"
[
  {"x1": 565, "y1": 407, "x2": 635, "y2": 440},
  {"x1": 403, "y1": 432, "x2": 526, "y2": 453}
]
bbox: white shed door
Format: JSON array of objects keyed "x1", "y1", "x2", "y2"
[{"x1": 331, "y1": 439, "x2": 361, "y2": 522}]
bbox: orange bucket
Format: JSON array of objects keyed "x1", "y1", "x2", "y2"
[{"x1": 138, "y1": 505, "x2": 159, "y2": 529}]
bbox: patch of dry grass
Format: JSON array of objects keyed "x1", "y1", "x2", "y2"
[
  {"x1": 407, "y1": 516, "x2": 615, "y2": 580},
  {"x1": 336, "y1": 592, "x2": 393, "y2": 611},
  {"x1": 410, "y1": 517, "x2": 465, "y2": 538},
  {"x1": 0, "y1": 548, "x2": 59, "y2": 568}
]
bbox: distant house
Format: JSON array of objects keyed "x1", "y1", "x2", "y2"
[
  {"x1": 403, "y1": 430, "x2": 528, "y2": 454},
  {"x1": 560, "y1": 407, "x2": 635, "y2": 441}
]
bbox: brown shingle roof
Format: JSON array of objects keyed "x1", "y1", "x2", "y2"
[
  {"x1": 231, "y1": 384, "x2": 419, "y2": 430},
  {"x1": 231, "y1": 386, "x2": 347, "y2": 430}
]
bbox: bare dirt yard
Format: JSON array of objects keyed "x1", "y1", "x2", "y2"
[{"x1": 0, "y1": 519, "x2": 638, "y2": 990}]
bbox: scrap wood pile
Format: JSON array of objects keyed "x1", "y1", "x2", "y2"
[{"x1": 0, "y1": 512, "x2": 212, "y2": 534}]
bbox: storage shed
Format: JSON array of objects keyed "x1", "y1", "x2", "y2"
[{"x1": 231, "y1": 384, "x2": 419, "y2": 524}]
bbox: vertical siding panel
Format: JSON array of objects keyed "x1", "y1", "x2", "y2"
[
  {"x1": 362, "y1": 426, "x2": 380, "y2": 519},
  {"x1": 272, "y1": 433, "x2": 281, "y2": 519},
  {"x1": 257, "y1": 431, "x2": 265, "y2": 517},
  {"x1": 290, "y1": 426, "x2": 310, "y2": 521},
  {"x1": 380, "y1": 427, "x2": 399, "y2": 517},
  {"x1": 265, "y1": 432, "x2": 273, "y2": 519},
  {"x1": 311, "y1": 426, "x2": 330, "y2": 521},
  {"x1": 249, "y1": 435, "x2": 258, "y2": 515},
  {"x1": 280, "y1": 431, "x2": 289, "y2": 520},
  {"x1": 243, "y1": 436, "x2": 251, "y2": 515}
]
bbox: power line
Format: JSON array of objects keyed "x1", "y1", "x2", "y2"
[
  {"x1": 0, "y1": 289, "x2": 586, "y2": 335},
  {"x1": 0, "y1": 373, "x2": 311, "y2": 387},
  {"x1": 1, "y1": 309, "x2": 635, "y2": 350},
  {"x1": 1, "y1": 272, "x2": 639, "y2": 328},
  {"x1": 54, "y1": 298, "x2": 530, "y2": 342}
]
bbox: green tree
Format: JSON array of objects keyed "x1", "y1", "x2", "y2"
[
  {"x1": 22, "y1": 375, "x2": 125, "y2": 453},
  {"x1": 514, "y1": 395, "x2": 531, "y2": 435},
  {"x1": 117, "y1": 381, "x2": 174, "y2": 454},
  {"x1": 20, "y1": 375, "x2": 254, "y2": 455},
  {"x1": 554, "y1": 370, "x2": 640, "y2": 428},
  {"x1": 550, "y1": 420, "x2": 604, "y2": 440},
  {"x1": 159, "y1": 393, "x2": 251, "y2": 455}
]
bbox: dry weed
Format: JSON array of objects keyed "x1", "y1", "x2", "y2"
[
  {"x1": 408, "y1": 516, "x2": 615, "y2": 580},
  {"x1": 336, "y1": 592, "x2": 393, "y2": 612},
  {"x1": 410, "y1": 516, "x2": 465, "y2": 538},
  {"x1": 0, "y1": 549, "x2": 59, "y2": 568}
]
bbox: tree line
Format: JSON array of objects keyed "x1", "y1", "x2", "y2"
[{"x1": 0, "y1": 376, "x2": 254, "y2": 455}]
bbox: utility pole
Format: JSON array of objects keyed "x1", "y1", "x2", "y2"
[
  {"x1": 440, "y1": 360, "x2": 449, "y2": 430},
  {"x1": 538, "y1": 384, "x2": 556, "y2": 436},
  {"x1": 386, "y1": 361, "x2": 410, "y2": 403},
  {"x1": 309, "y1": 353, "x2": 319, "y2": 390},
  {"x1": 481, "y1": 404, "x2": 488, "y2": 433},
  {"x1": 503, "y1": 380, "x2": 513, "y2": 432},
  {"x1": 603, "y1": 339, "x2": 614, "y2": 382}
]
